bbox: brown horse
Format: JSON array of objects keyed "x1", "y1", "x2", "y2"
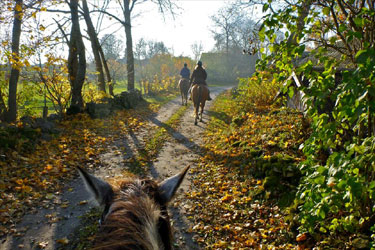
[
  {"x1": 178, "y1": 78, "x2": 190, "y2": 106},
  {"x1": 77, "y1": 166, "x2": 189, "y2": 250},
  {"x1": 191, "y1": 84, "x2": 209, "y2": 125}
]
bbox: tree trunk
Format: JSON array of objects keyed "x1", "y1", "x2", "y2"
[
  {"x1": 109, "y1": 77, "x2": 115, "y2": 96},
  {"x1": 5, "y1": 0, "x2": 23, "y2": 122},
  {"x1": 0, "y1": 88, "x2": 7, "y2": 121},
  {"x1": 81, "y1": 0, "x2": 106, "y2": 93},
  {"x1": 225, "y1": 29, "x2": 229, "y2": 54},
  {"x1": 123, "y1": 0, "x2": 135, "y2": 91},
  {"x1": 287, "y1": 0, "x2": 312, "y2": 45},
  {"x1": 98, "y1": 45, "x2": 112, "y2": 91},
  {"x1": 68, "y1": 0, "x2": 86, "y2": 111}
]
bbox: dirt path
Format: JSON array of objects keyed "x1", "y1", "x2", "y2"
[
  {"x1": 0, "y1": 86, "x2": 231, "y2": 250},
  {"x1": 150, "y1": 86, "x2": 230, "y2": 249}
]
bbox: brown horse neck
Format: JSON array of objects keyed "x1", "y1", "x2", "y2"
[{"x1": 93, "y1": 180, "x2": 173, "y2": 250}]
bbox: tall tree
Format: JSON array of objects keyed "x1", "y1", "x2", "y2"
[
  {"x1": 81, "y1": 0, "x2": 106, "y2": 93},
  {"x1": 123, "y1": 0, "x2": 135, "y2": 90},
  {"x1": 96, "y1": 0, "x2": 176, "y2": 91},
  {"x1": 191, "y1": 41, "x2": 204, "y2": 61},
  {"x1": 147, "y1": 40, "x2": 170, "y2": 58},
  {"x1": 0, "y1": 0, "x2": 58, "y2": 121},
  {"x1": 67, "y1": 0, "x2": 86, "y2": 111},
  {"x1": 101, "y1": 34, "x2": 124, "y2": 95},
  {"x1": 101, "y1": 34, "x2": 123, "y2": 60},
  {"x1": 134, "y1": 38, "x2": 148, "y2": 60},
  {"x1": 210, "y1": 5, "x2": 244, "y2": 54},
  {"x1": 5, "y1": 0, "x2": 23, "y2": 122}
]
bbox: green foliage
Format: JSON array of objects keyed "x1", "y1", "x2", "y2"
[
  {"x1": 258, "y1": 0, "x2": 375, "y2": 245},
  {"x1": 83, "y1": 81, "x2": 109, "y2": 103},
  {"x1": 237, "y1": 71, "x2": 281, "y2": 108},
  {"x1": 139, "y1": 75, "x2": 178, "y2": 96},
  {"x1": 18, "y1": 80, "x2": 45, "y2": 117},
  {"x1": 298, "y1": 137, "x2": 375, "y2": 235},
  {"x1": 135, "y1": 54, "x2": 193, "y2": 96},
  {"x1": 136, "y1": 54, "x2": 193, "y2": 82}
]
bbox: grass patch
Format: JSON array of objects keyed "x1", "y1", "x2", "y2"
[
  {"x1": 207, "y1": 82, "x2": 237, "y2": 88},
  {"x1": 145, "y1": 103, "x2": 190, "y2": 157},
  {"x1": 128, "y1": 102, "x2": 191, "y2": 176},
  {"x1": 143, "y1": 93, "x2": 178, "y2": 106},
  {"x1": 58, "y1": 208, "x2": 101, "y2": 250}
]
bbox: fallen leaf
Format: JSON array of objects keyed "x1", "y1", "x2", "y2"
[{"x1": 56, "y1": 237, "x2": 69, "y2": 245}]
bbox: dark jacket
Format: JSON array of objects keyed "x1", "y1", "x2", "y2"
[
  {"x1": 180, "y1": 67, "x2": 190, "y2": 79},
  {"x1": 190, "y1": 66, "x2": 207, "y2": 85}
]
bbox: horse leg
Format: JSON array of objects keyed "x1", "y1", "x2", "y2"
[
  {"x1": 200, "y1": 102, "x2": 205, "y2": 122},
  {"x1": 194, "y1": 107, "x2": 198, "y2": 125}
]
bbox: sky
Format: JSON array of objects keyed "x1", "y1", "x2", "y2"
[
  {"x1": 22, "y1": 0, "x2": 261, "y2": 62},
  {"x1": 125, "y1": 0, "x2": 232, "y2": 58}
]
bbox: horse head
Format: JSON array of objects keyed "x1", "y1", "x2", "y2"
[{"x1": 77, "y1": 166, "x2": 189, "y2": 250}]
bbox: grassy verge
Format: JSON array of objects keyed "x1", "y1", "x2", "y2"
[
  {"x1": 15, "y1": 78, "x2": 175, "y2": 118},
  {"x1": 143, "y1": 93, "x2": 178, "y2": 106},
  {"x1": 206, "y1": 82, "x2": 238, "y2": 88}
]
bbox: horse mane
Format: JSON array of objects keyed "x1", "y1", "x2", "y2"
[{"x1": 92, "y1": 179, "x2": 172, "y2": 250}]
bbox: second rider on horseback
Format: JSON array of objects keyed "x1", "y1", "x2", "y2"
[{"x1": 188, "y1": 61, "x2": 212, "y2": 101}]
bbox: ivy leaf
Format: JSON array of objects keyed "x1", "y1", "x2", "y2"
[
  {"x1": 355, "y1": 49, "x2": 369, "y2": 64},
  {"x1": 263, "y1": 4, "x2": 269, "y2": 12},
  {"x1": 353, "y1": 17, "x2": 365, "y2": 27},
  {"x1": 288, "y1": 86, "x2": 294, "y2": 98}
]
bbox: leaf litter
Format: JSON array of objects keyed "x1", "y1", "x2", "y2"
[
  {"x1": 0, "y1": 105, "x2": 156, "y2": 238},
  {"x1": 184, "y1": 91, "x2": 309, "y2": 249}
]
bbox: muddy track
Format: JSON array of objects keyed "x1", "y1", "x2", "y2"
[{"x1": 0, "y1": 86, "x2": 232, "y2": 250}]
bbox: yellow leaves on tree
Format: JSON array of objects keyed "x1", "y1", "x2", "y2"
[
  {"x1": 39, "y1": 24, "x2": 46, "y2": 31},
  {"x1": 15, "y1": 4, "x2": 22, "y2": 12}
]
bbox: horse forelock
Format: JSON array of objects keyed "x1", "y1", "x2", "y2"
[{"x1": 93, "y1": 178, "x2": 172, "y2": 250}]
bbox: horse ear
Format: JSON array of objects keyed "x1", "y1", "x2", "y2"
[
  {"x1": 159, "y1": 166, "x2": 189, "y2": 203},
  {"x1": 77, "y1": 166, "x2": 114, "y2": 206}
]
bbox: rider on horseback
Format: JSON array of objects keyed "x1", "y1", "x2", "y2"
[
  {"x1": 180, "y1": 63, "x2": 190, "y2": 80},
  {"x1": 189, "y1": 61, "x2": 212, "y2": 101}
]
